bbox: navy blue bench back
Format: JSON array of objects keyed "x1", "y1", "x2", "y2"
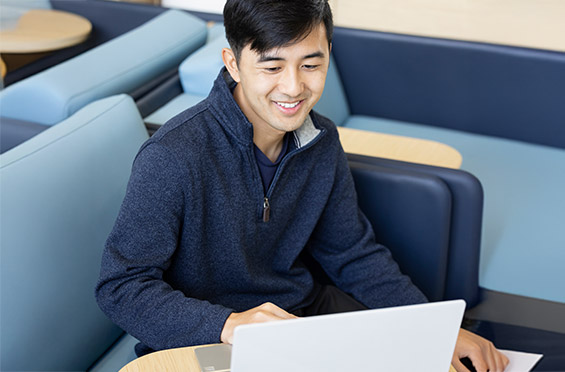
[{"x1": 332, "y1": 27, "x2": 565, "y2": 149}]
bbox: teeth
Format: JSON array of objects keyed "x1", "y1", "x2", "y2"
[{"x1": 276, "y1": 101, "x2": 299, "y2": 109}]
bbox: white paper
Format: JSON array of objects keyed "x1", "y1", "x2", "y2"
[{"x1": 501, "y1": 349, "x2": 543, "y2": 372}]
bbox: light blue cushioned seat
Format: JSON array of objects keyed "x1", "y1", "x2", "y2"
[
  {"x1": 144, "y1": 25, "x2": 228, "y2": 125},
  {"x1": 207, "y1": 22, "x2": 227, "y2": 43},
  {"x1": 0, "y1": 9, "x2": 207, "y2": 125},
  {"x1": 179, "y1": 27, "x2": 229, "y2": 97},
  {"x1": 0, "y1": 94, "x2": 148, "y2": 371},
  {"x1": 344, "y1": 116, "x2": 565, "y2": 303},
  {"x1": 145, "y1": 27, "x2": 350, "y2": 127},
  {"x1": 144, "y1": 92, "x2": 207, "y2": 125}
]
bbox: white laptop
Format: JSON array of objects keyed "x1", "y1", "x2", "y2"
[{"x1": 195, "y1": 299, "x2": 465, "y2": 372}]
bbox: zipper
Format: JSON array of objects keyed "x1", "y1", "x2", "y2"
[
  {"x1": 257, "y1": 127, "x2": 327, "y2": 223},
  {"x1": 262, "y1": 197, "x2": 271, "y2": 222}
]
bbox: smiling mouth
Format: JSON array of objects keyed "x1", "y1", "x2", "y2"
[{"x1": 274, "y1": 100, "x2": 303, "y2": 109}]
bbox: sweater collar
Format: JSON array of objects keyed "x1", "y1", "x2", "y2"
[{"x1": 208, "y1": 68, "x2": 321, "y2": 149}]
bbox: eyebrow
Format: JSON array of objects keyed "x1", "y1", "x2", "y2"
[{"x1": 258, "y1": 51, "x2": 326, "y2": 63}]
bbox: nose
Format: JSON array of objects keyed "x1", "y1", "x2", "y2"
[{"x1": 278, "y1": 67, "x2": 304, "y2": 98}]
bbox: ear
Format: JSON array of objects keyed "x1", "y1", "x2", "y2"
[{"x1": 222, "y1": 48, "x2": 241, "y2": 83}]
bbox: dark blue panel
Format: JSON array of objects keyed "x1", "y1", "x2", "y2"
[
  {"x1": 348, "y1": 160, "x2": 452, "y2": 302},
  {"x1": 348, "y1": 154, "x2": 482, "y2": 306},
  {"x1": 333, "y1": 27, "x2": 565, "y2": 149}
]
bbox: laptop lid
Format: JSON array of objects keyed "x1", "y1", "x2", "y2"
[{"x1": 230, "y1": 300, "x2": 465, "y2": 372}]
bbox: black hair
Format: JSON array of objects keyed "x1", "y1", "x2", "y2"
[{"x1": 223, "y1": 0, "x2": 333, "y2": 61}]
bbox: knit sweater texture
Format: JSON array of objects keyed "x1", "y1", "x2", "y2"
[{"x1": 95, "y1": 68, "x2": 426, "y2": 353}]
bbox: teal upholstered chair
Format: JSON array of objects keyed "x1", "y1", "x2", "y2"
[
  {"x1": 0, "y1": 94, "x2": 148, "y2": 371},
  {"x1": 0, "y1": 9, "x2": 206, "y2": 126}
]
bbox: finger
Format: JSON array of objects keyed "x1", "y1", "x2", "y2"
[
  {"x1": 483, "y1": 343, "x2": 498, "y2": 371},
  {"x1": 501, "y1": 350, "x2": 510, "y2": 370},
  {"x1": 467, "y1": 350, "x2": 489, "y2": 372},
  {"x1": 481, "y1": 341, "x2": 506, "y2": 372},
  {"x1": 451, "y1": 357, "x2": 471, "y2": 372},
  {"x1": 492, "y1": 346, "x2": 510, "y2": 372},
  {"x1": 260, "y1": 302, "x2": 298, "y2": 319}
]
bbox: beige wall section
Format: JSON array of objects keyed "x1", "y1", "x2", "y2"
[
  {"x1": 157, "y1": 0, "x2": 564, "y2": 52},
  {"x1": 329, "y1": 0, "x2": 565, "y2": 52}
]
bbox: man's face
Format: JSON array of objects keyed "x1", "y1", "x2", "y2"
[{"x1": 224, "y1": 24, "x2": 330, "y2": 136}]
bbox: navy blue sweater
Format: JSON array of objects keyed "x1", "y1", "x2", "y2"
[{"x1": 95, "y1": 69, "x2": 426, "y2": 352}]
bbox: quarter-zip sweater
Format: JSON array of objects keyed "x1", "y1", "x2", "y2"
[{"x1": 95, "y1": 68, "x2": 426, "y2": 353}]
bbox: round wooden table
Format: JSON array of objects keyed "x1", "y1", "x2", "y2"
[
  {"x1": 337, "y1": 127, "x2": 462, "y2": 169},
  {"x1": 0, "y1": 9, "x2": 92, "y2": 54}
]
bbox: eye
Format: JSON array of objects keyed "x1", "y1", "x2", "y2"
[
  {"x1": 264, "y1": 66, "x2": 281, "y2": 73},
  {"x1": 303, "y1": 64, "x2": 319, "y2": 70}
]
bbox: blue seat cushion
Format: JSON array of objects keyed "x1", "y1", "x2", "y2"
[
  {"x1": 344, "y1": 115, "x2": 565, "y2": 303},
  {"x1": 88, "y1": 333, "x2": 139, "y2": 372},
  {"x1": 144, "y1": 92, "x2": 206, "y2": 126},
  {"x1": 0, "y1": 10, "x2": 206, "y2": 125},
  {"x1": 179, "y1": 27, "x2": 229, "y2": 97},
  {"x1": 0, "y1": 95, "x2": 149, "y2": 371}
]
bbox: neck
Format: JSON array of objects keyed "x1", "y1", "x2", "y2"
[{"x1": 254, "y1": 127, "x2": 286, "y2": 162}]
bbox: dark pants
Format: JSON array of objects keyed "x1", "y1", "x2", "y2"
[{"x1": 292, "y1": 285, "x2": 368, "y2": 317}]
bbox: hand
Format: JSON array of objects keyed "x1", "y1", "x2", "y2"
[
  {"x1": 220, "y1": 302, "x2": 298, "y2": 344},
  {"x1": 452, "y1": 328, "x2": 509, "y2": 372}
]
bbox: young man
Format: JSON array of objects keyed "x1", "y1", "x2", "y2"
[{"x1": 96, "y1": 1, "x2": 508, "y2": 371}]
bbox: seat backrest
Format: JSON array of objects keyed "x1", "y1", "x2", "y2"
[
  {"x1": 0, "y1": 94, "x2": 149, "y2": 371},
  {"x1": 177, "y1": 25, "x2": 350, "y2": 125},
  {"x1": 332, "y1": 27, "x2": 565, "y2": 149},
  {"x1": 347, "y1": 160, "x2": 452, "y2": 302},
  {"x1": 0, "y1": 9, "x2": 207, "y2": 125},
  {"x1": 179, "y1": 25, "x2": 230, "y2": 97},
  {"x1": 348, "y1": 154, "x2": 483, "y2": 306}
]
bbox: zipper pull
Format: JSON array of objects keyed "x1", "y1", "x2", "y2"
[{"x1": 263, "y1": 197, "x2": 270, "y2": 222}]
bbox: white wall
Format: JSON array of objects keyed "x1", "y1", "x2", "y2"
[{"x1": 161, "y1": 0, "x2": 225, "y2": 14}]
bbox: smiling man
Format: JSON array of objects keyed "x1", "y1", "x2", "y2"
[
  {"x1": 96, "y1": 1, "x2": 508, "y2": 371},
  {"x1": 223, "y1": 23, "x2": 329, "y2": 162}
]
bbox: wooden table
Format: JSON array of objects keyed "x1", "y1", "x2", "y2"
[
  {"x1": 119, "y1": 343, "x2": 458, "y2": 372},
  {"x1": 0, "y1": 9, "x2": 92, "y2": 53},
  {"x1": 337, "y1": 127, "x2": 462, "y2": 169},
  {"x1": 0, "y1": 56, "x2": 6, "y2": 78},
  {"x1": 119, "y1": 344, "x2": 217, "y2": 372}
]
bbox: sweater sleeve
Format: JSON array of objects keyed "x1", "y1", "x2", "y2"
[
  {"x1": 95, "y1": 142, "x2": 233, "y2": 351},
  {"x1": 308, "y1": 132, "x2": 428, "y2": 309}
]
